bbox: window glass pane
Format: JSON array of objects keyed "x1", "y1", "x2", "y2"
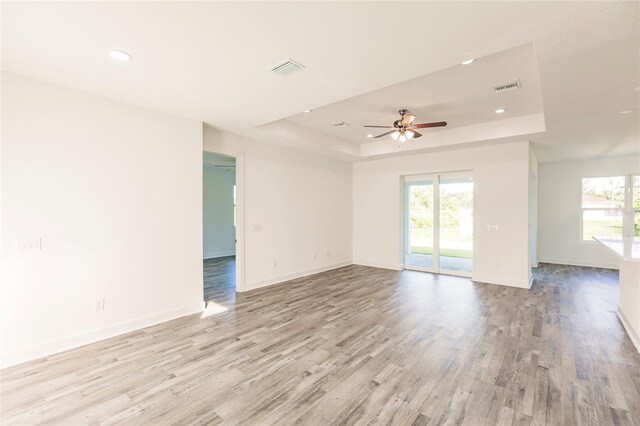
[
  {"x1": 582, "y1": 209, "x2": 623, "y2": 240},
  {"x1": 439, "y1": 177, "x2": 473, "y2": 273},
  {"x1": 407, "y1": 182, "x2": 435, "y2": 270},
  {"x1": 581, "y1": 176, "x2": 625, "y2": 208}
]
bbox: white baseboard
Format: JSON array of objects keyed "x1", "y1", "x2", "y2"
[
  {"x1": 241, "y1": 261, "x2": 352, "y2": 293},
  {"x1": 1, "y1": 301, "x2": 205, "y2": 369},
  {"x1": 618, "y1": 309, "x2": 640, "y2": 354},
  {"x1": 538, "y1": 257, "x2": 618, "y2": 270},
  {"x1": 203, "y1": 250, "x2": 235, "y2": 259},
  {"x1": 472, "y1": 274, "x2": 532, "y2": 289},
  {"x1": 352, "y1": 260, "x2": 404, "y2": 271}
]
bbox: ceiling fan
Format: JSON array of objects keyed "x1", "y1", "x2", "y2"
[{"x1": 364, "y1": 109, "x2": 447, "y2": 142}]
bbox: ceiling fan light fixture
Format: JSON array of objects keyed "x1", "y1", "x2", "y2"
[{"x1": 364, "y1": 110, "x2": 446, "y2": 141}]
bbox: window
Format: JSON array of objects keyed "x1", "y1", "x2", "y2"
[{"x1": 581, "y1": 175, "x2": 639, "y2": 241}]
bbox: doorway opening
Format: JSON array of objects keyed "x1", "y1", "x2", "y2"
[
  {"x1": 404, "y1": 172, "x2": 473, "y2": 277},
  {"x1": 203, "y1": 152, "x2": 237, "y2": 303}
]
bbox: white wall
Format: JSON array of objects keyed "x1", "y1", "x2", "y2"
[
  {"x1": 203, "y1": 166, "x2": 236, "y2": 259},
  {"x1": 538, "y1": 155, "x2": 640, "y2": 268},
  {"x1": 1, "y1": 73, "x2": 204, "y2": 367},
  {"x1": 353, "y1": 141, "x2": 532, "y2": 288},
  {"x1": 203, "y1": 127, "x2": 353, "y2": 291}
]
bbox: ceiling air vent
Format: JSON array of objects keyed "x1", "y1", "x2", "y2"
[
  {"x1": 492, "y1": 79, "x2": 522, "y2": 93},
  {"x1": 270, "y1": 58, "x2": 305, "y2": 75},
  {"x1": 332, "y1": 121, "x2": 350, "y2": 128}
]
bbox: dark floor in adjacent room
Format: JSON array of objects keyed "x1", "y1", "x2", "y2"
[
  {"x1": 203, "y1": 255, "x2": 235, "y2": 303},
  {"x1": 2, "y1": 263, "x2": 639, "y2": 425}
]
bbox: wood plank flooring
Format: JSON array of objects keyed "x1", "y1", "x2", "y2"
[
  {"x1": 203, "y1": 256, "x2": 235, "y2": 302},
  {"x1": 2, "y1": 263, "x2": 640, "y2": 425}
]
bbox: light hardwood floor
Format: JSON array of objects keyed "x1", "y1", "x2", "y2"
[{"x1": 2, "y1": 264, "x2": 639, "y2": 425}]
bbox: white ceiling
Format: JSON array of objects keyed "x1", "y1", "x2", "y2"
[{"x1": 2, "y1": 2, "x2": 638, "y2": 163}]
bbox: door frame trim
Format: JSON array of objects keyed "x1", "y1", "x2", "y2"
[{"x1": 203, "y1": 148, "x2": 246, "y2": 293}]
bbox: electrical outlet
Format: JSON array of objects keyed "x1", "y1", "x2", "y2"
[
  {"x1": 17, "y1": 237, "x2": 41, "y2": 251},
  {"x1": 94, "y1": 299, "x2": 105, "y2": 311}
]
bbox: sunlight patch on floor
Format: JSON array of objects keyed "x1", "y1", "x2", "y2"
[{"x1": 201, "y1": 301, "x2": 229, "y2": 318}]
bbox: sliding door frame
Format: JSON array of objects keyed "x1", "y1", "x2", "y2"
[
  {"x1": 404, "y1": 175, "x2": 438, "y2": 273},
  {"x1": 437, "y1": 172, "x2": 473, "y2": 278},
  {"x1": 403, "y1": 171, "x2": 473, "y2": 278}
]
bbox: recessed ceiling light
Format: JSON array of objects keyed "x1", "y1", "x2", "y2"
[
  {"x1": 495, "y1": 108, "x2": 507, "y2": 114},
  {"x1": 109, "y1": 50, "x2": 132, "y2": 61},
  {"x1": 303, "y1": 109, "x2": 312, "y2": 113},
  {"x1": 366, "y1": 134, "x2": 374, "y2": 138},
  {"x1": 461, "y1": 59, "x2": 474, "y2": 65},
  {"x1": 620, "y1": 109, "x2": 635, "y2": 114}
]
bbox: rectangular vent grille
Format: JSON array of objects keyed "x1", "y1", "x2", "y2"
[
  {"x1": 332, "y1": 121, "x2": 349, "y2": 128},
  {"x1": 492, "y1": 79, "x2": 521, "y2": 93},
  {"x1": 270, "y1": 58, "x2": 305, "y2": 75}
]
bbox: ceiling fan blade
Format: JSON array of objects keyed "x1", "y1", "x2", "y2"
[
  {"x1": 401, "y1": 113, "x2": 416, "y2": 126},
  {"x1": 374, "y1": 130, "x2": 397, "y2": 138},
  {"x1": 411, "y1": 121, "x2": 447, "y2": 129},
  {"x1": 364, "y1": 125, "x2": 393, "y2": 128},
  {"x1": 411, "y1": 131, "x2": 423, "y2": 139}
]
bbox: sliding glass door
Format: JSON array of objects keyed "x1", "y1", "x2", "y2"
[
  {"x1": 405, "y1": 173, "x2": 473, "y2": 277},
  {"x1": 438, "y1": 174, "x2": 473, "y2": 274},
  {"x1": 405, "y1": 179, "x2": 436, "y2": 271}
]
